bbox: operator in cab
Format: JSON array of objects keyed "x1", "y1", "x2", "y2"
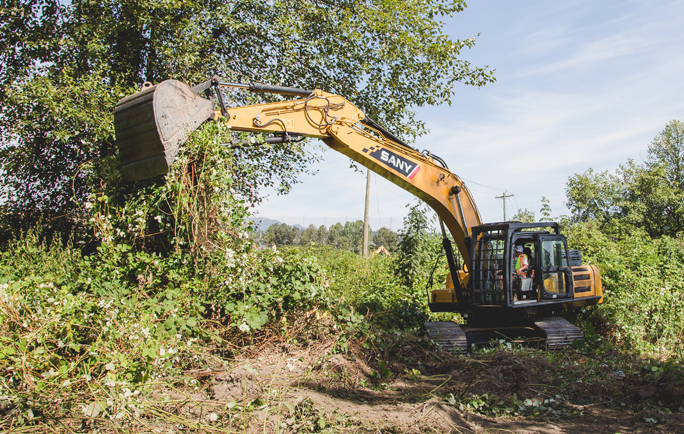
[
  {"x1": 512, "y1": 245, "x2": 530, "y2": 300},
  {"x1": 514, "y1": 245, "x2": 529, "y2": 276}
]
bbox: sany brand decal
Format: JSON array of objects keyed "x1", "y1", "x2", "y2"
[{"x1": 362, "y1": 146, "x2": 421, "y2": 179}]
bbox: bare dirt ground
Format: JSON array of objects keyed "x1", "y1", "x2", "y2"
[{"x1": 140, "y1": 333, "x2": 684, "y2": 434}]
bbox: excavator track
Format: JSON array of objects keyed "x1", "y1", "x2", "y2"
[
  {"x1": 425, "y1": 316, "x2": 583, "y2": 353},
  {"x1": 424, "y1": 321, "x2": 468, "y2": 353},
  {"x1": 533, "y1": 316, "x2": 584, "y2": 350}
]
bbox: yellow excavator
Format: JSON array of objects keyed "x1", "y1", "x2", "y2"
[{"x1": 114, "y1": 76, "x2": 603, "y2": 351}]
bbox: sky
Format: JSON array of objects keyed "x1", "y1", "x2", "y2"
[{"x1": 254, "y1": 0, "x2": 684, "y2": 231}]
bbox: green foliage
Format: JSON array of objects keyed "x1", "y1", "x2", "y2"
[
  {"x1": 0, "y1": 228, "x2": 333, "y2": 430},
  {"x1": 373, "y1": 227, "x2": 399, "y2": 252},
  {"x1": 0, "y1": 72, "x2": 123, "y2": 215},
  {"x1": 264, "y1": 223, "x2": 301, "y2": 247},
  {"x1": 304, "y1": 244, "x2": 428, "y2": 330},
  {"x1": 445, "y1": 392, "x2": 564, "y2": 417},
  {"x1": 566, "y1": 222, "x2": 684, "y2": 357},
  {"x1": 0, "y1": 3, "x2": 500, "y2": 428},
  {"x1": 261, "y1": 221, "x2": 395, "y2": 255},
  {"x1": 0, "y1": 232, "x2": 206, "y2": 421},
  {"x1": 512, "y1": 208, "x2": 535, "y2": 223},
  {"x1": 295, "y1": 204, "x2": 447, "y2": 331},
  {"x1": 395, "y1": 203, "x2": 444, "y2": 290},
  {"x1": 0, "y1": 0, "x2": 494, "y2": 237},
  {"x1": 566, "y1": 120, "x2": 684, "y2": 238},
  {"x1": 539, "y1": 196, "x2": 553, "y2": 221},
  {"x1": 565, "y1": 168, "x2": 620, "y2": 226},
  {"x1": 90, "y1": 119, "x2": 253, "y2": 253},
  {"x1": 325, "y1": 221, "x2": 366, "y2": 253},
  {"x1": 563, "y1": 121, "x2": 684, "y2": 358},
  {"x1": 299, "y1": 224, "x2": 328, "y2": 246}
]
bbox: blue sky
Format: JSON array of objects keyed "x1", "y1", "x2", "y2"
[{"x1": 254, "y1": 0, "x2": 684, "y2": 230}]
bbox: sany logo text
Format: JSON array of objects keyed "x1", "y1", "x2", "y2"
[{"x1": 363, "y1": 147, "x2": 421, "y2": 179}]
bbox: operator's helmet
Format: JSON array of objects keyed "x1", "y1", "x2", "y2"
[{"x1": 515, "y1": 245, "x2": 524, "y2": 253}]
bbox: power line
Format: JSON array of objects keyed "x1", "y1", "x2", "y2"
[
  {"x1": 467, "y1": 187, "x2": 500, "y2": 196},
  {"x1": 512, "y1": 195, "x2": 520, "y2": 214},
  {"x1": 461, "y1": 177, "x2": 506, "y2": 192},
  {"x1": 372, "y1": 180, "x2": 414, "y2": 201}
]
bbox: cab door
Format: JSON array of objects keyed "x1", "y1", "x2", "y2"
[{"x1": 539, "y1": 236, "x2": 573, "y2": 299}]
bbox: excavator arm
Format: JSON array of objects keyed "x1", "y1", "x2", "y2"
[
  {"x1": 218, "y1": 88, "x2": 482, "y2": 261},
  {"x1": 114, "y1": 77, "x2": 482, "y2": 295},
  {"x1": 115, "y1": 77, "x2": 604, "y2": 348}
]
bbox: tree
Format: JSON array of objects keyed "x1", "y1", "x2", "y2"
[
  {"x1": 539, "y1": 196, "x2": 552, "y2": 221},
  {"x1": 264, "y1": 223, "x2": 300, "y2": 247},
  {"x1": 565, "y1": 168, "x2": 622, "y2": 226},
  {"x1": 326, "y1": 223, "x2": 342, "y2": 249},
  {"x1": 511, "y1": 208, "x2": 535, "y2": 223},
  {"x1": 637, "y1": 120, "x2": 684, "y2": 236},
  {"x1": 315, "y1": 225, "x2": 328, "y2": 244},
  {"x1": 372, "y1": 227, "x2": 399, "y2": 252},
  {"x1": 646, "y1": 120, "x2": 684, "y2": 190},
  {"x1": 343, "y1": 220, "x2": 365, "y2": 254},
  {"x1": 395, "y1": 203, "x2": 441, "y2": 288},
  {"x1": 565, "y1": 120, "x2": 684, "y2": 238},
  {"x1": 299, "y1": 224, "x2": 319, "y2": 246},
  {"x1": 0, "y1": 0, "x2": 495, "y2": 241}
]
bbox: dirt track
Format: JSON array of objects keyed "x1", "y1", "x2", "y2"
[{"x1": 183, "y1": 338, "x2": 684, "y2": 433}]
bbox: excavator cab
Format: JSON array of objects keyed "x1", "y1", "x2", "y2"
[
  {"x1": 430, "y1": 221, "x2": 603, "y2": 314},
  {"x1": 426, "y1": 222, "x2": 603, "y2": 351}
]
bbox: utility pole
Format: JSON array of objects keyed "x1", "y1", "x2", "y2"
[
  {"x1": 496, "y1": 191, "x2": 514, "y2": 222},
  {"x1": 362, "y1": 168, "x2": 371, "y2": 257}
]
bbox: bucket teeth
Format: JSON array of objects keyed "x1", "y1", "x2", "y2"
[{"x1": 114, "y1": 79, "x2": 215, "y2": 182}]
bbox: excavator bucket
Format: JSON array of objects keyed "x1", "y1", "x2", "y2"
[{"x1": 114, "y1": 80, "x2": 215, "y2": 182}]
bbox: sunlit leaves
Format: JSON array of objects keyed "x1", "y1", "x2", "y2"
[
  {"x1": 566, "y1": 120, "x2": 684, "y2": 238},
  {"x1": 0, "y1": 0, "x2": 494, "y2": 243}
]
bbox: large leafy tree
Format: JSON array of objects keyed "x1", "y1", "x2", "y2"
[
  {"x1": 0, "y1": 0, "x2": 494, "y2": 240},
  {"x1": 566, "y1": 120, "x2": 684, "y2": 238}
]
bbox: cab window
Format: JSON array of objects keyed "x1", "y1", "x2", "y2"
[
  {"x1": 541, "y1": 239, "x2": 567, "y2": 268},
  {"x1": 541, "y1": 239, "x2": 568, "y2": 295}
]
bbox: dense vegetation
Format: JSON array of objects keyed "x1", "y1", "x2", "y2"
[
  {"x1": 513, "y1": 120, "x2": 684, "y2": 359},
  {"x1": 0, "y1": 0, "x2": 494, "y2": 240},
  {"x1": 2, "y1": 116, "x2": 684, "y2": 429},
  {"x1": 1, "y1": 0, "x2": 683, "y2": 430},
  {"x1": 564, "y1": 120, "x2": 684, "y2": 359},
  {"x1": 0, "y1": 1, "x2": 496, "y2": 429}
]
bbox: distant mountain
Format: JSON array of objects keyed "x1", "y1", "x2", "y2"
[
  {"x1": 251, "y1": 217, "x2": 304, "y2": 232},
  {"x1": 251, "y1": 217, "x2": 280, "y2": 232}
]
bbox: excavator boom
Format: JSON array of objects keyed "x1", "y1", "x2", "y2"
[
  {"x1": 114, "y1": 78, "x2": 482, "y2": 264},
  {"x1": 114, "y1": 77, "x2": 603, "y2": 351}
]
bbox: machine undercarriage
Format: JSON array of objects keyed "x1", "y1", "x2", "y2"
[{"x1": 424, "y1": 316, "x2": 584, "y2": 353}]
